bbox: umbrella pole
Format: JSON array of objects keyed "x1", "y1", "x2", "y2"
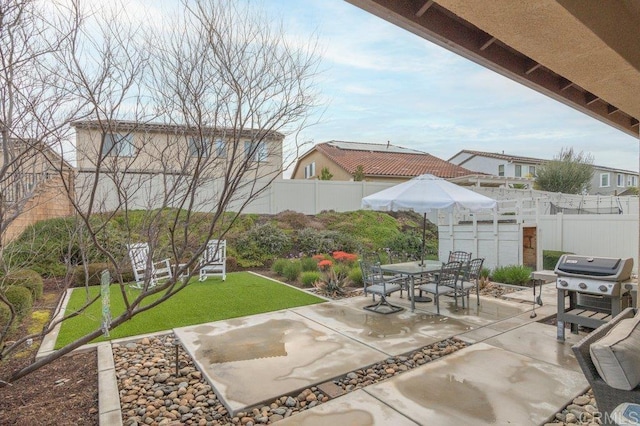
[{"x1": 421, "y1": 213, "x2": 426, "y2": 266}]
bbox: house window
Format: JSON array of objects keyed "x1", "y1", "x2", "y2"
[
  {"x1": 188, "y1": 137, "x2": 211, "y2": 157},
  {"x1": 515, "y1": 165, "x2": 522, "y2": 177},
  {"x1": 600, "y1": 173, "x2": 610, "y2": 187},
  {"x1": 102, "y1": 133, "x2": 134, "y2": 157},
  {"x1": 628, "y1": 176, "x2": 638, "y2": 187},
  {"x1": 304, "y1": 162, "x2": 316, "y2": 179},
  {"x1": 617, "y1": 174, "x2": 624, "y2": 187},
  {"x1": 529, "y1": 166, "x2": 536, "y2": 177},
  {"x1": 215, "y1": 139, "x2": 226, "y2": 158},
  {"x1": 498, "y1": 165, "x2": 505, "y2": 177},
  {"x1": 244, "y1": 140, "x2": 267, "y2": 162}
]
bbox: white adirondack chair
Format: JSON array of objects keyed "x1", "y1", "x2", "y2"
[
  {"x1": 127, "y1": 243, "x2": 173, "y2": 289},
  {"x1": 199, "y1": 239, "x2": 226, "y2": 281}
]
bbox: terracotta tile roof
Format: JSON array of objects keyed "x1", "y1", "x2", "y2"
[{"x1": 315, "y1": 141, "x2": 474, "y2": 178}]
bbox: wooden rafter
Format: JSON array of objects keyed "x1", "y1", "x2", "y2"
[
  {"x1": 415, "y1": 1, "x2": 434, "y2": 17},
  {"x1": 480, "y1": 36, "x2": 496, "y2": 51}
]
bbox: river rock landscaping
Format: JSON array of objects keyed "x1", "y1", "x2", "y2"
[{"x1": 114, "y1": 334, "x2": 468, "y2": 425}]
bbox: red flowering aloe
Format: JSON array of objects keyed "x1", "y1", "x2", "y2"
[
  {"x1": 317, "y1": 259, "x2": 333, "y2": 270},
  {"x1": 332, "y1": 251, "x2": 358, "y2": 264}
]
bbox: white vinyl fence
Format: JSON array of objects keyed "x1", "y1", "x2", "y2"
[
  {"x1": 537, "y1": 213, "x2": 638, "y2": 263},
  {"x1": 79, "y1": 174, "x2": 639, "y2": 271}
]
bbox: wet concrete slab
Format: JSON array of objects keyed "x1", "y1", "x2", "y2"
[
  {"x1": 505, "y1": 283, "x2": 558, "y2": 306},
  {"x1": 293, "y1": 299, "x2": 472, "y2": 355},
  {"x1": 432, "y1": 297, "x2": 530, "y2": 326},
  {"x1": 484, "y1": 321, "x2": 583, "y2": 370},
  {"x1": 365, "y1": 342, "x2": 588, "y2": 426},
  {"x1": 485, "y1": 314, "x2": 531, "y2": 333},
  {"x1": 455, "y1": 326, "x2": 503, "y2": 343},
  {"x1": 276, "y1": 389, "x2": 419, "y2": 426},
  {"x1": 174, "y1": 310, "x2": 388, "y2": 415}
]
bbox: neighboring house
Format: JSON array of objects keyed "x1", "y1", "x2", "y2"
[
  {"x1": 290, "y1": 141, "x2": 474, "y2": 182},
  {"x1": 449, "y1": 149, "x2": 639, "y2": 195},
  {"x1": 72, "y1": 120, "x2": 285, "y2": 211},
  {"x1": 593, "y1": 165, "x2": 639, "y2": 196},
  {"x1": 0, "y1": 139, "x2": 75, "y2": 242},
  {"x1": 449, "y1": 150, "x2": 540, "y2": 180}
]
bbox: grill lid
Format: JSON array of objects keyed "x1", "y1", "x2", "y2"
[{"x1": 554, "y1": 255, "x2": 633, "y2": 281}]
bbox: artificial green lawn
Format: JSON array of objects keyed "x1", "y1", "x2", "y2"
[{"x1": 55, "y1": 272, "x2": 324, "y2": 348}]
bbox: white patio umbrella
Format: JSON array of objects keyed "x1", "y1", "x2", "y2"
[{"x1": 361, "y1": 174, "x2": 497, "y2": 262}]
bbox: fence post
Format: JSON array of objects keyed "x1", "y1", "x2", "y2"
[
  {"x1": 314, "y1": 179, "x2": 319, "y2": 214},
  {"x1": 556, "y1": 212, "x2": 564, "y2": 250}
]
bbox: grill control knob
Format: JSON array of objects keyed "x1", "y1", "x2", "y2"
[
  {"x1": 559, "y1": 280, "x2": 568, "y2": 287},
  {"x1": 599, "y1": 285, "x2": 608, "y2": 292},
  {"x1": 579, "y1": 282, "x2": 587, "y2": 290}
]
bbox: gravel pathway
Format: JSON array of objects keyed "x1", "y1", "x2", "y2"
[{"x1": 113, "y1": 334, "x2": 467, "y2": 425}]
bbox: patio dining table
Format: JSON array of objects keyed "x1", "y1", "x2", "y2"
[{"x1": 379, "y1": 260, "x2": 443, "y2": 312}]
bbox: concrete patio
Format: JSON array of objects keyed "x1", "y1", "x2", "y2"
[{"x1": 173, "y1": 283, "x2": 589, "y2": 425}]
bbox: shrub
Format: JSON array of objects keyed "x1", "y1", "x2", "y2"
[
  {"x1": 383, "y1": 231, "x2": 424, "y2": 260},
  {"x1": 274, "y1": 210, "x2": 310, "y2": 230},
  {"x1": 4, "y1": 269, "x2": 44, "y2": 300},
  {"x1": 0, "y1": 302, "x2": 13, "y2": 333},
  {"x1": 73, "y1": 263, "x2": 111, "y2": 287},
  {"x1": 271, "y1": 258, "x2": 290, "y2": 276},
  {"x1": 491, "y1": 265, "x2": 532, "y2": 286},
  {"x1": 300, "y1": 271, "x2": 320, "y2": 287},
  {"x1": 543, "y1": 250, "x2": 574, "y2": 270},
  {"x1": 73, "y1": 263, "x2": 135, "y2": 287},
  {"x1": 300, "y1": 257, "x2": 318, "y2": 272},
  {"x1": 234, "y1": 223, "x2": 291, "y2": 265},
  {"x1": 348, "y1": 266, "x2": 362, "y2": 286},
  {"x1": 282, "y1": 261, "x2": 302, "y2": 282},
  {"x1": 4, "y1": 286, "x2": 33, "y2": 319},
  {"x1": 295, "y1": 228, "x2": 361, "y2": 255},
  {"x1": 4, "y1": 217, "x2": 77, "y2": 277}
]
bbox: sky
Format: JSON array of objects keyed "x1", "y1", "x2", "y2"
[
  {"x1": 75, "y1": 0, "x2": 639, "y2": 174},
  {"x1": 255, "y1": 0, "x2": 639, "y2": 175}
]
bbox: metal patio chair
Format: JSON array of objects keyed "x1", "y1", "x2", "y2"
[
  {"x1": 359, "y1": 260, "x2": 404, "y2": 314},
  {"x1": 448, "y1": 250, "x2": 471, "y2": 264},
  {"x1": 417, "y1": 261, "x2": 462, "y2": 314},
  {"x1": 459, "y1": 258, "x2": 484, "y2": 307}
]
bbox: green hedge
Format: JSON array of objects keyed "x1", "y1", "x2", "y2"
[
  {"x1": 0, "y1": 302, "x2": 13, "y2": 333},
  {"x1": 4, "y1": 269, "x2": 43, "y2": 300},
  {"x1": 4, "y1": 286, "x2": 33, "y2": 319},
  {"x1": 72, "y1": 263, "x2": 136, "y2": 287}
]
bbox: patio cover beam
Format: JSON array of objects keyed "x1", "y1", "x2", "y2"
[{"x1": 345, "y1": 0, "x2": 640, "y2": 137}]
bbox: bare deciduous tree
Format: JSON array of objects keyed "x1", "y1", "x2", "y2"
[
  {"x1": 1, "y1": 0, "x2": 319, "y2": 384},
  {"x1": 0, "y1": 0, "x2": 88, "y2": 367}
]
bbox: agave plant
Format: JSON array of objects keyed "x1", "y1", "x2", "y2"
[{"x1": 313, "y1": 266, "x2": 350, "y2": 298}]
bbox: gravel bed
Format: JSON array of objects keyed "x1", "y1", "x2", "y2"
[
  {"x1": 113, "y1": 334, "x2": 467, "y2": 425},
  {"x1": 543, "y1": 388, "x2": 602, "y2": 425},
  {"x1": 479, "y1": 282, "x2": 521, "y2": 298}
]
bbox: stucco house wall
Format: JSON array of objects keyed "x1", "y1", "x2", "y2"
[{"x1": 73, "y1": 120, "x2": 284, "y2": 212}]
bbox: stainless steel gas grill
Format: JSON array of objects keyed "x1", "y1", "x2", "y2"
[{"x1": 555, "y1": 255, "x2": 634, "y2": 341}]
